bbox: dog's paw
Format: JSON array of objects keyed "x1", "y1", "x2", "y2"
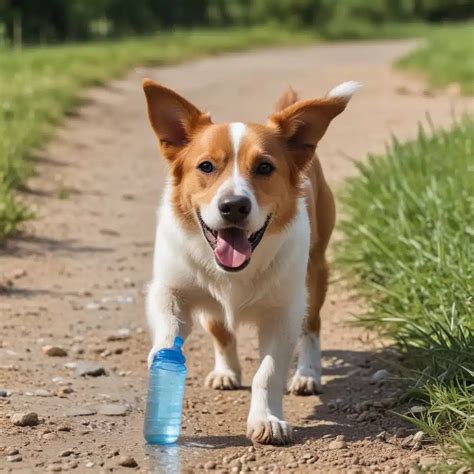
[
  {"x1": 205, "y1": 369, "x2": 241, "y2": 390},
  {"x1": 288, "y1": 370, "x2": 322, "y2": 396},
  {"x1": 247, "y1": 415, "x2": 292, "y2": 445}
]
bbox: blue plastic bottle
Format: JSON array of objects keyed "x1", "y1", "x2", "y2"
[{"x1": 144, "y1": 337, "x2": 187, "y2": 445}]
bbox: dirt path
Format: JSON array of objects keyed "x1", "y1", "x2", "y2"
[{"x1": 1, "y1": 40, "x2": 474, "y2": 473}]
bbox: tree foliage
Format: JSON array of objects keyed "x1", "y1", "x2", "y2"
[{"x1": 1, "y1": 0, "x2": 474, "y2": 45}]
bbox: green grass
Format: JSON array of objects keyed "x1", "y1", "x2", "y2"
[
  {"x1": 337, "y1": 120, "x2": 474, "y2": 467},
  {"x1": 398, "y1": 22, "x2": 474, "y2": 94},
  {"x1": 0, "y1": 26, "x2": 318, "y2": 240}
]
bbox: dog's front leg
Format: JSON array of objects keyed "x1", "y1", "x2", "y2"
[
  {"x1": 146, "y1": 279, "x2": 191, "y2": 367},
  {"x1": 247, "y1": 301, "x2": 303, "y2": 445}
]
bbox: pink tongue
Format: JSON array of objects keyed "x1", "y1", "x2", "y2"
[{"x1": 215, "y1": 228, "x2": 251, "y2": 269}]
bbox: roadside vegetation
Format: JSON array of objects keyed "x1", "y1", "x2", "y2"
[
  {"x1": 398, "y1": 22, "x2": 474, "y2": 94},
  {"x1": 0, "y1": 27, "x2": 318, "y2": 240},
  {"x1": 338, "y1": 118, "x2": 474, "y2": 467}
]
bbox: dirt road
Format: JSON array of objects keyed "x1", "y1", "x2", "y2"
[{"x1": 1, "y1": 40, "x2": 473, "y2": 473}]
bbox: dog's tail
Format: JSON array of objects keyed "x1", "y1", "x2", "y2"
[{"x1": 273, "y1": 86, "x2": 299, "y2": 112}]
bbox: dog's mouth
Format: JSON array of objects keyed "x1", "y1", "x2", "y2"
[{"x1": 197, "y1": 212, "x2": 271, "y2": 272}]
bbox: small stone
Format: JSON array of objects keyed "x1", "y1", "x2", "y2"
[
  {"x1": 5, "y1": 447, "x2": 19, "y2": 455},
  {"x1": 85, "y1": 461, "x2": 95, "y2": 468},
  {"x1": 34, "y1": 389, "x2": 52, "y2": 397},
  {"x1": 7, "y1": 454, "x2": 22, "y2": 462},
  {"x1": 57, "y1": 425, "x2": 72, "y2": 432},
  {"x1": 419, "y1": 456, "x2": 436, "y2": 467},
  {"x1": 413, "y1": 430, "x2": 425, "y2": 443},
  {"x1": 96, "y1": 404, "x2": 129, "y2": 416},
  {"x1": 42, "y1": 345, "x2": 68, "y2": 357},
  {"x1": 11, "y1": 411, "x2": 39, "y2": 426},
  {"x1": 229, "y1": 459, "x2": 242, "y2": 468},
  {"x1": 59, "y1": 449, "x2": 74, "y2": 457},
  {"x1": 64, "y1": 407, "x2": 97, "y2": 417},
  {"x1": 246, "y1": 453, "x2": 256, "y2": 462},
  {"x1": 118, "y1": 456, "x2": 138, "y2": 468},
  {"x1": 46, "y1": 464, "x2": 62, "y2": 472},
  {"x1": 410, "y1": 405, "x2": 427, "y2": 414},
  {"x1": 74, "y1": 361, "x2": 106, "y2": 377},
  {"x1": 58, "y1": 386, "x2": 74, "y2": 396},
  {"x1": 0, "y1": 388, "x2": 11, "y2": 397},
  {"x1": 106, "y1": 328, "x2": 131, "y2": 341},
  {"x1": 204, "y1": 460, "x2": 217, "y2": 470},
  {"x1": 371, "y1": 369, "x2": 390, "y2": 383},
  {"x1": 401, "y1": 435, "x2": 414, "y2": 448},
  {"x1": 376, "y1": 430, "x2": 388, "y2": 441},
  {"x1": 328, "y1": 440, "x2": 347, "y2": 450},
  {"x1": 43, "y1": 433, "x2": 57, "y2": 440}
]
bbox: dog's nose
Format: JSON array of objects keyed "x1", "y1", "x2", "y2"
[{"x1": 218, "y1": 194, "x2": 251, "y2": 224}]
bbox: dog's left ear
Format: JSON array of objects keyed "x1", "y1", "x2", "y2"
[
  {"x1": 268, "y1": 81, "x2": 360, "y2": 170},
  {"x1": 143, "y1": 79, "x2": 212, "y2": 161}
]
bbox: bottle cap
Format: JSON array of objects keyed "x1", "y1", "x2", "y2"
[{"x1": 154, "y1": 336, "x2": 186, "y2": 365}]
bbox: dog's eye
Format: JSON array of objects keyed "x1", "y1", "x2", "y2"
[
  {"x1": 254, "y1": 162, "x2": 274, "y2": 176},
  {"x1": 198, "y1": 161, "x2": 214, "y2": 173}
]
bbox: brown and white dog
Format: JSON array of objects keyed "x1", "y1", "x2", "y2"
[{"x1": 143, "y1": 79, "x2": 359, "y2": 445}]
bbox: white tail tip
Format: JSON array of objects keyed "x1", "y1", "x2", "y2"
[{"x1": 327, "y1": 81, "x2": 362, "y2": 102}]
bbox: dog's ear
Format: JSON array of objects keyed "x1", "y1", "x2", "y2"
[
  {"x1": 143, "y1": 79, "x2": 212, "y2": 161},
  {"x1": 268, "y1": 81, "x2": 360, "y2": 170}
]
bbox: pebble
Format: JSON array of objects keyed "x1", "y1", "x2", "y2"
[
  {"x1": 5, "y1": 447, "x2": 20, "y2": 455},
  {"x1": 42, "y1": 345, "x2": 68, "y2": 357},
  {"x1": 106, "y1": 328, "x2": 131, "y2": 341},
  {"x1": 11, "y1": 412, "x2": 39, "y2": 426},
  {"x1": 118, "y1": 456, "x2": 138, "y2": 468},
  {"x1": 64, "y1": 407, "x2": 97, "y2": 417},
  {"x1": 413, "y1": 430, "x2": 425, "y2": 444},
  {"x1": 204, "y1": 460, "x2": 217, "y2": 470},
  {"x1": 96, "y1": 404, "x2": 129, "y2": 416},
  {"x1": 46, "y1": 464, "x2": 62, "y2": 472},
  {"x1": 33, "y1": 389, "x2": 52, "y2": 397},
  {"x1": 371, "y1": 369, "x2": 390, "y2": 382},
  {"x1": 58, "y1": 386, "x2": 74, "y2": 396},
  {"x1": 7, "y1": 454, "x2": 23, "y2": 462},
  {"x1": 328, "y1": 440, "x2": 347, "y2": 450},
  {"x1": 59, "y1": 449, "x2": 74, "y2": 457},
  {"x1": 74, "y1": 361, "x2": 106, "y2": 377},
  {"x1": 0, "y1": 388, "x2": 11, "y2": 397}
]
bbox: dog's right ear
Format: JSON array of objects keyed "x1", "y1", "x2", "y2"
[{"x1": 142, "y1": 79, "x2": 212, "y2": 161}]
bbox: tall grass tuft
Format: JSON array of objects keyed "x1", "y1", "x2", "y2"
[{"x1": 337, "y1": 119, "x2": 474, "y2": 467}]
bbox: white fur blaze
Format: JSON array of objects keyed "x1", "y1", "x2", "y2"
[
  {"x1": 327, "y1": 81, "x2": 361, "y2": 103},
  {"x1": 229, "y1": 122, "x2": 246, "y2": 178}
]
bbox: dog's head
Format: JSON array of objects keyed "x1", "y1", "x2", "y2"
[{"x1": 143, "y1": 80, "x2": 359, "y2": 272}]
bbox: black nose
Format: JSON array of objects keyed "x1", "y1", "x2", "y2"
[{"x1": 218, "y1": 194, "x2": 251, "y2": 224}]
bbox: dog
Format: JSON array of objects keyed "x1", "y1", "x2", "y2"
[{"x1": 143, "y1": 79, "x2": 359, "y2": 445}]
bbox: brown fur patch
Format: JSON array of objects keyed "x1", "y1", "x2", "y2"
[{"x1": 206, "y1": 320, "x2": 234, "y2": 348}]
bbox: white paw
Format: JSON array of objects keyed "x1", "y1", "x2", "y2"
[
  {"x1": 288, "y1": 370, "x2": 322, "y2": 395},
  {"x1": 247, "y1": 415, "x2": 292, "y2": 445},
  {"x1": 205, "y1": 369, "x2": 241, "y2": 390}
]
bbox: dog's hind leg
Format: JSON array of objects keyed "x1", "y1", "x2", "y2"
[
  {"x1": 289, "y1": 158, "x2": 335, "y2": 395},
  {"x1": 201, "y1": 315, "x2": 242, "y2": 390}
]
